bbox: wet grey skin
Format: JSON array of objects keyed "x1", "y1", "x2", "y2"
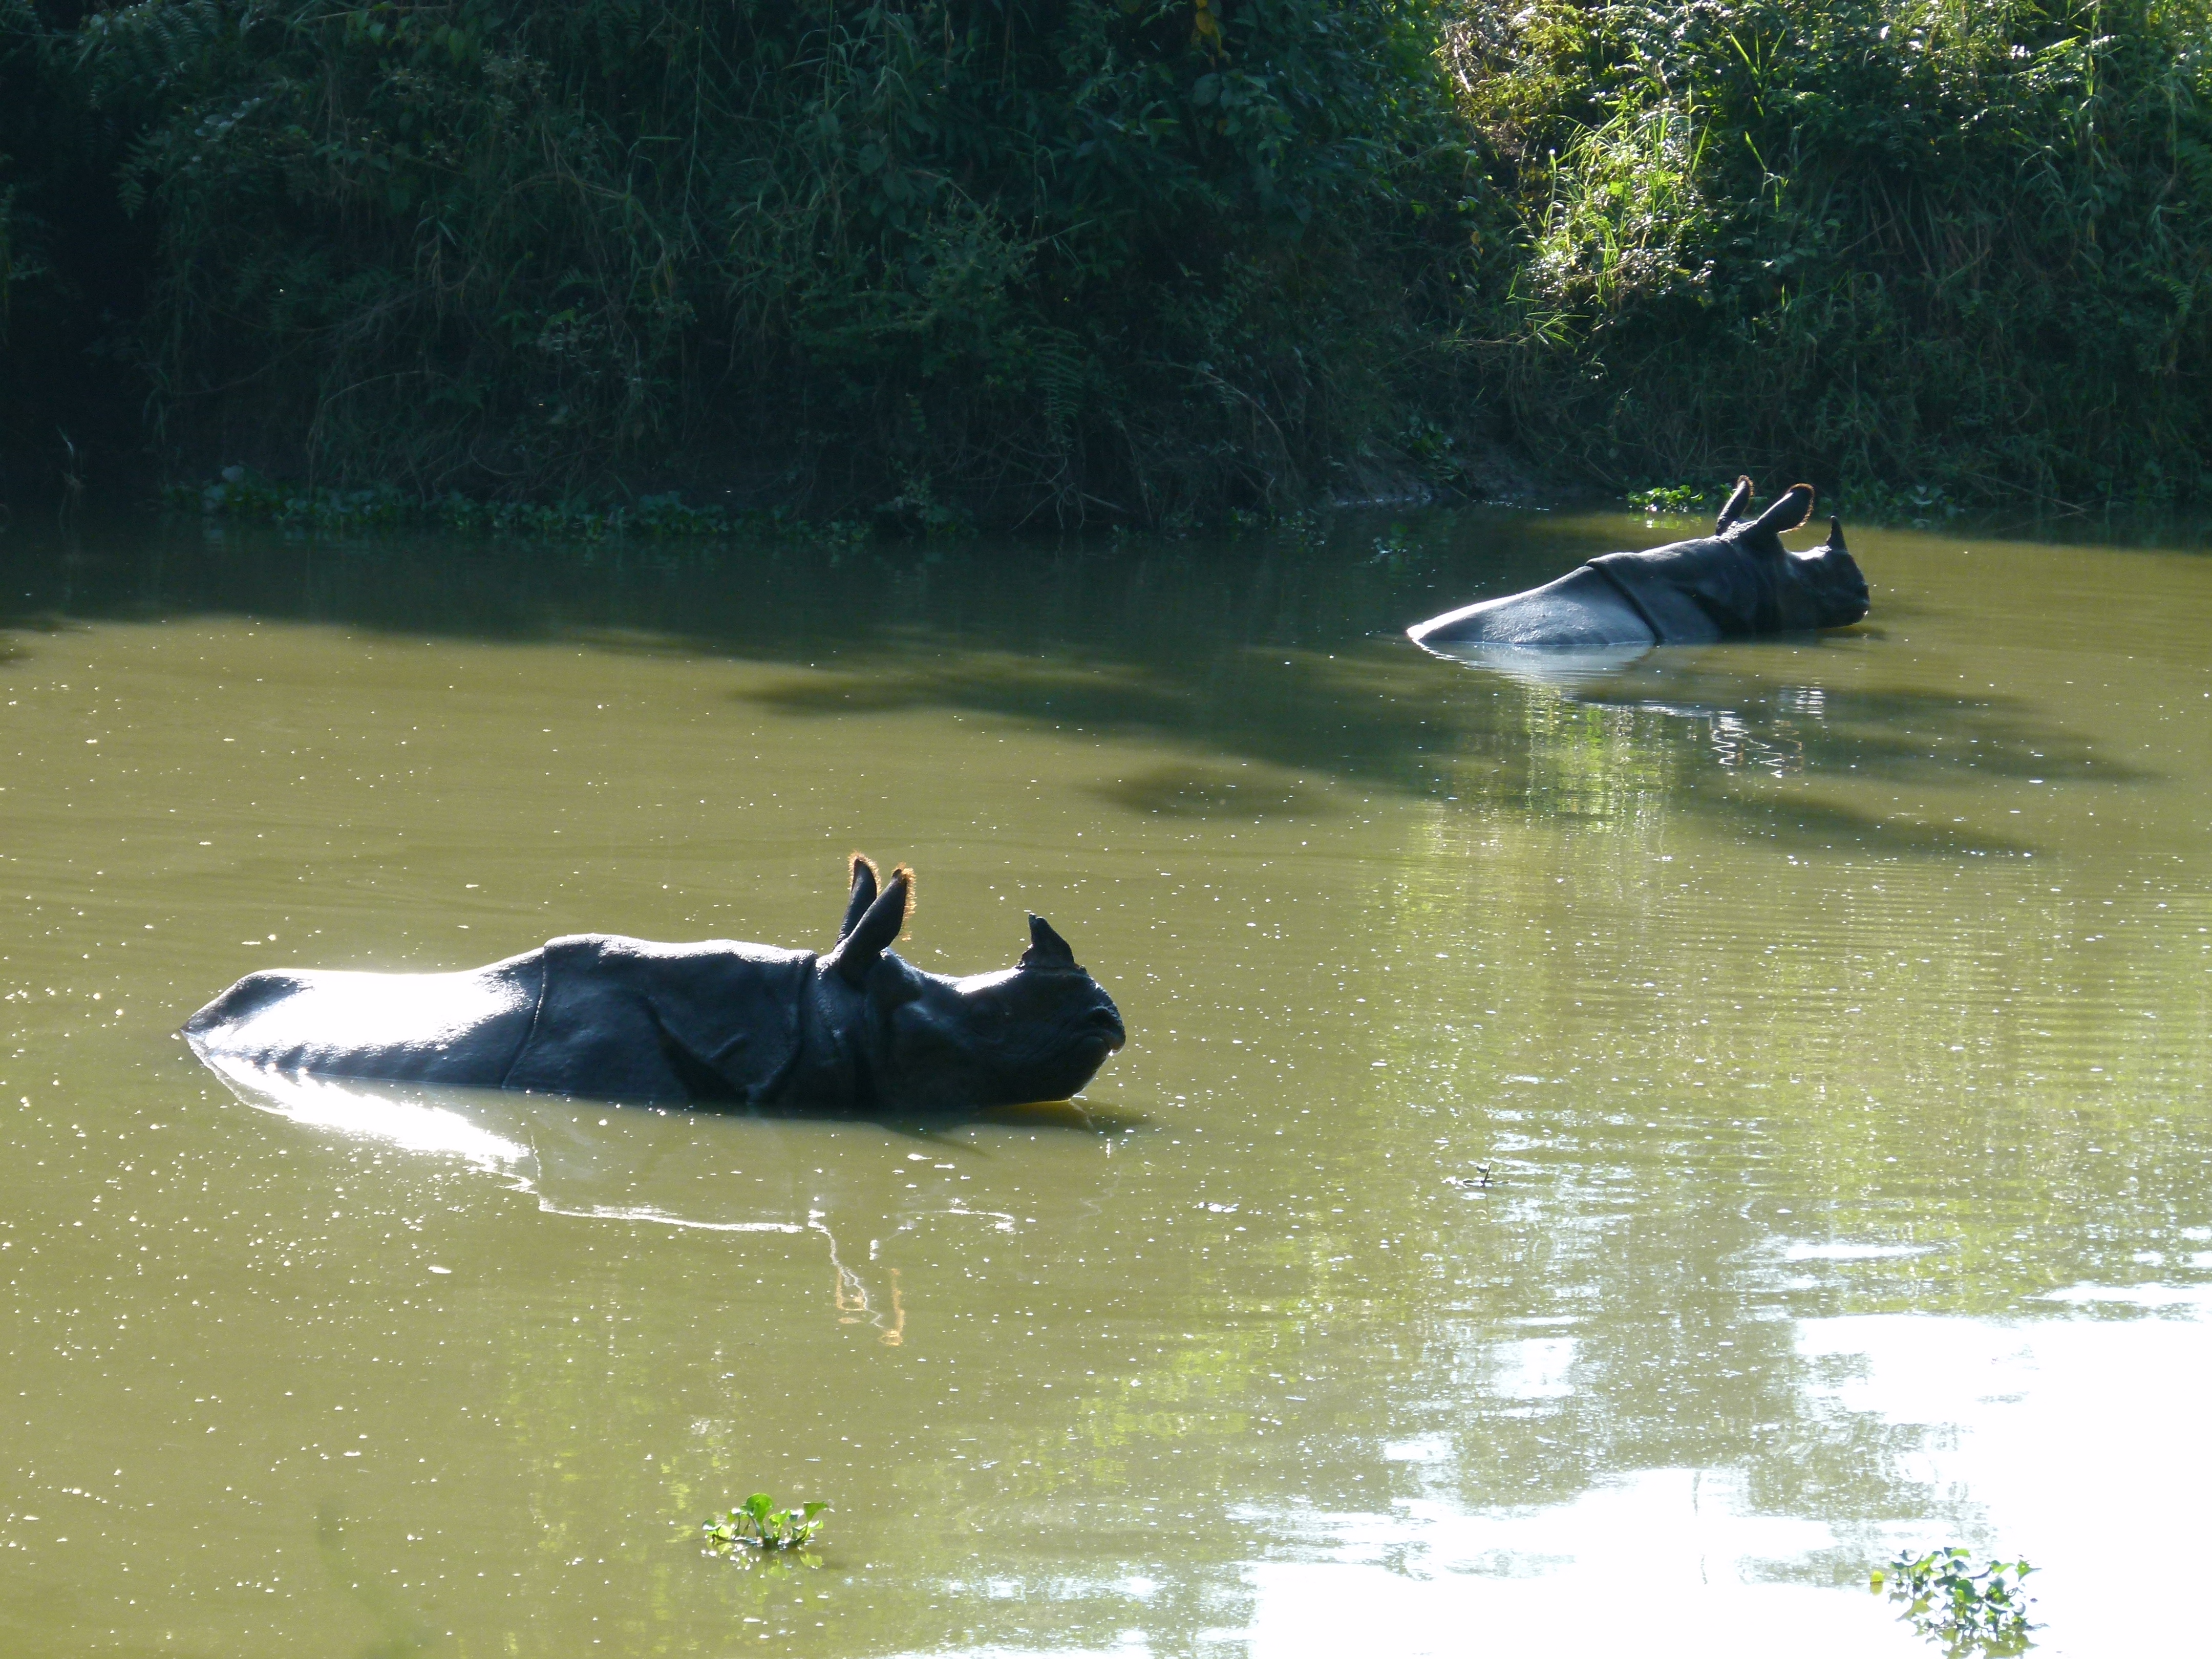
[
  {"x1": 1407, "y1": 478, "x2": 1871, "y2": 650},
  {"x1": 183, "y1": 856, "x2": 1127, "y2": 1114}
]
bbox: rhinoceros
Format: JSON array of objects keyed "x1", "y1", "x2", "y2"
[
  {"x1": 1408, "y1": 479, "x2": 1869, "y2": 651},
  {"x1": 183, "y1": 856, "x2": 1126, "y2": 1113}
]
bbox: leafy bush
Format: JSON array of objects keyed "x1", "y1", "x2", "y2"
[{"x1": 1457, "y1": 0, "x2": 2212, "y2": 508}]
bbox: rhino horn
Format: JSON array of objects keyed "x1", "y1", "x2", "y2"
[{"x1": 1022, "y1": 913, "x2": 1078, "y2": 969}]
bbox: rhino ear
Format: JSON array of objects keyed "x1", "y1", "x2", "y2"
[
  {"x1": 1020, "y1": 913, "x2": 1077, "y2": 970},
  {"x1": 837, "y1": 853, "x2": 880, "y2": 943},
  {"x1": 1824, "y1": 514, "x2": 1846, "y2": 552},
  {"x1": 1714, "y1": 475, "x2": 1754, "y2": 534},
  {"x1": 826, "y1": 864, "x2": 911, "y2": 985},
  {"x1": 1748, "y1": 482, "x2": 1816, "y2": 539}
]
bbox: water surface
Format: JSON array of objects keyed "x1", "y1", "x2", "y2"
[{"x1": 3, "y1": 509, "x2": 2208, "y2": 1656}]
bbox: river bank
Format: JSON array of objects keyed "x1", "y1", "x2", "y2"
[{"x1": 6, "y1": 0, "x2": 2210, "y2": 525}]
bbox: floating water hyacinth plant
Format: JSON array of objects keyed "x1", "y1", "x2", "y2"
[
  {"x1": 1871, "y1": 1547, "x2": 2036, "y2": 1656},
  {"x1": 1627, "y1": 483, "x2": 1715, "y2": 515},
  {"x1": 701, "y1": 1494, "x2": 828, "y2": 1562}
]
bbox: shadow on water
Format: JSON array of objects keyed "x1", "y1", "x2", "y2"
[
  {"x1": 965, "y1": 1099, "x2": 1147, "y2": 1135},
  {"x1": 316, "y1": 1508, "x2": 437, "y2": 1658},
  {"x1": 1690, "y1": 790, "x2": 2042, "y2": 858},
  {"x1": 0, "y1": 511, "x2": 2139, "y2": 854},
  {"x1": 795, "y1": 1099, "x2": 1150, "y2": 1142},
  {"x1": 1090, "y1": 761, "x2": 1346, "y2": 820}
]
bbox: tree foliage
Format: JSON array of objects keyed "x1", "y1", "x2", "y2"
[
  {"x1": 5, "y1": 0, "x2": 2212, "y2": 517},
  {"x1": 19, "y1": 0, "x2": 1458, "y2": 519}
]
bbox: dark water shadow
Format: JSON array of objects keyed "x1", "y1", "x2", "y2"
[
  {"x1": 1088, "y1": 762, "x2": 1344, "y2": 820},
  {"x1": 1693, "y1": 789, "x2": 2042, "y2": 857},
  {"x1": 0, "y1": 512, "x2": 2141, "y2": 855},
  {"x1": 698, "y1": 1097, "x2": 1148, "y2": 1141},
  {"x1": 969, "y1": 1098, "x2": 1147, "y2": 1135}
]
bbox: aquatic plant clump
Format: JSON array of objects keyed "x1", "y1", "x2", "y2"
[
  {"x1": 1629, "y1": 479, "x2": 1966, "y2": 529},
  {"x1": 702, "y1": 1495, "x2": 828, "y2": 1560},
  {"x1": 1871, "y1": 1547, "x2": 2036, "y2": 1656},
  {"x1": 1625, "y1": 484, "x2": 1716, "y2": 516}
]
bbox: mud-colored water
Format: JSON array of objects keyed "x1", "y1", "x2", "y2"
[{"x1": 2, "y1": 509, "x2": 2208, "y2": 1656}]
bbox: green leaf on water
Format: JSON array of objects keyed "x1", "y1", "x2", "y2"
[{"x1": 1871, "y1": 1543, "x2": 2036, "y2": 1655}]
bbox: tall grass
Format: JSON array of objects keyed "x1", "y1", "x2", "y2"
[{"x1": 1458, "y1": 0, "x2": 2212, "y2": 508}]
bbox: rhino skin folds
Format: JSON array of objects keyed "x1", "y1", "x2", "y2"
[
  {"x1": 1408, "y1": 479, "x2": 1870, "y2": 650},
  {"x1": 183, "y1": 856, "x2": 1127, "y2": 1115}
]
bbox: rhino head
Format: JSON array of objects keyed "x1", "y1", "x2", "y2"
[
  {"x1": 819, "y1": 856, "x2": 1126, "y2": 1113},
  {"x1": 1709, "y1": 476, "x2": 1870, "y2": 631}
]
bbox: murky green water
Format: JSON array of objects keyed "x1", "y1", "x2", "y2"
[{"x1": 3, "y1": 509, "x2": 2208, "y2": 1657}]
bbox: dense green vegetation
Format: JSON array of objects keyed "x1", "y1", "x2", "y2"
[
  {"x1": 4, "y1": 0, "x2": 2209, "y2": 523},
  {"x1": 1468, "y1": 0, "x2": 2212, "y2": 512}
]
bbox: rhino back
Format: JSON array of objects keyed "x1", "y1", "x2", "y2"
[
  {"x1": 1409, "y1": 564, "x2": 1657, "y2": 648},
  {"x1": 182, "y1": 952, "x2": 545, "y2": 1085},
  {"x1": 500, "y1": 935, "x2": 815, "y2": 1105}
]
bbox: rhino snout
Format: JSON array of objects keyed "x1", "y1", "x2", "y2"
[{"x1": 1082, "y1": 998, "x2": 1127, "y2": 1053}]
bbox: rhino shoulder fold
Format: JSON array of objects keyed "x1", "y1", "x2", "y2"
[
  {"x1": 1587, "y1": 550, "x2": 1727, "y2": 644},
  {"x1": 504, "y1": 934, "x2": 817, "y2": 1105}
]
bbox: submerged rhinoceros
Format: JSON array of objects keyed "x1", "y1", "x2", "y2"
[
  {"x1": 183, "y1": 856, "x2": 1126, "y2": 1113},
  {"x1": 1408, "y1": 479, "x2": 1869, "y2": 651}
]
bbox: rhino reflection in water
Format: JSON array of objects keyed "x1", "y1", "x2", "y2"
[
  {"x1": 1408, "y1": 479, "x2": 1870, "y2": 659},
  {"x1": 184, "y1": 855, "x2": 1126, "y2": 1113}
]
